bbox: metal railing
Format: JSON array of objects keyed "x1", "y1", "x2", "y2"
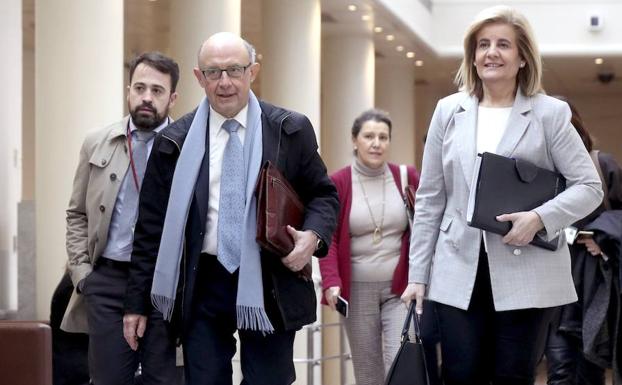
[
  {"x1": 293, "y1": 321, "x2": 351, "y2": 385},
  {"x1": 231, "y1": 319, "x2": 352, "y2": 385}
]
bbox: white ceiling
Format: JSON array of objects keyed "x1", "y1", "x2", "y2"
[{"x1": 123, "y1": 0, "x2": 622, "y2": 99}]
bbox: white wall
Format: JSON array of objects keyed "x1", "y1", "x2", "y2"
[
  {"x1": 0, "y1": 0, "x2": 22, "y2": 314},
  {"x1": 35, "y1": 0, "x2": 124, "y2": 318},
  {"x1": 432, "y1": 0, "x2": 622, "y2": 56},
  {"x1": 376, "y1": 0, "x2": 434, "y2": 49}
]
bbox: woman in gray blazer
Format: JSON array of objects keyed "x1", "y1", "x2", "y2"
[{"x1": 401, "y1": 5, "x2": 603, "y2": 384}]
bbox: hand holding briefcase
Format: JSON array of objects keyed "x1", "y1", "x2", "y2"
[{"x1": 255, "y1": 161, "x2": 311, "y2": 278}]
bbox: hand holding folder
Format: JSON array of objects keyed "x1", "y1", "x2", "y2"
[{"x1": 466, "y1": 152, "x2": 566, "y2": 250}]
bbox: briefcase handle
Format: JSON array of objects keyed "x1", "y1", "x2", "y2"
[{"x1": 401, "y1": 301, "x2": 423, "y2": 344}]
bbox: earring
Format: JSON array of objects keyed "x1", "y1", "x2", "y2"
[{"x1": 520, "y1": 62, "x2": 525, "y2": 68}]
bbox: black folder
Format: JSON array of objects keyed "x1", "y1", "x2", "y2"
[{"x1": 466, "y1": 152, "x2": 566, "y2": 250}]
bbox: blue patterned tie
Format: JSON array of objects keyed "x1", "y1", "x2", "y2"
[{"x1": 217, "y1": 119, "x2": 245, "y2": 272}]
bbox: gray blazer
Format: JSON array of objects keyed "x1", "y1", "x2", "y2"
[{"x1": 408, "y1": 90, "x2": 603, "y2": 311}]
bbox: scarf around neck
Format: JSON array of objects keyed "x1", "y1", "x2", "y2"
[{"x1": 150, "y1": 91, "x2": 274, "y2": 332}]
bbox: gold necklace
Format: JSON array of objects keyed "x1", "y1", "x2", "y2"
[{"x1": 356, "y1": 170, "x2": 386, "y2": 244}]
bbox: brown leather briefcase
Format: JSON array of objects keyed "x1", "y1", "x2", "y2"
[{"x1": 256, "y1": 161, "x2": 305, "y2": 256}]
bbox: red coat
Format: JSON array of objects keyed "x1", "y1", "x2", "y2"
[{"x1": 319, "y1": 163, "x2": 419, "y2": 304}]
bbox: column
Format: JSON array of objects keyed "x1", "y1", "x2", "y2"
[
  {"x1": 261, "y1": 0, "x2": 321, "y2": 138},
  {"x1": 322, "y1": 35, "x2": 375, "y2": 172},
  {"x1": 169, "y1": 0, "x2": 241, "y2": 116},
  {"x1": 0, "y1": 0, "x2": 22, "y2": 317},
  {"x1": 260, "y1": 1, "x2": 322, "y2": 383},
  {"x1": 375, "y1": 59, "x2": 417, "y2": 166},
  {"x1": 35, "y1": 0, "x2": 124, "y2": 318},
  {"x1": 321, "y1": 32, "x2": 375, "y2": 385}
]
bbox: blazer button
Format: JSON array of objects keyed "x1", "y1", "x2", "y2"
[
  {"x1": 101, "y1": 159, "x2": 107, "y2": 166},
  {"x1": 110, "y1": 173, "x2": 117, "y2": 181},
  {"x1": 513, "y1": 248, "x2": 522, "y2": 256},
  {"x1": 99, "y1": 205, "x2": 105, "y2": 212}
]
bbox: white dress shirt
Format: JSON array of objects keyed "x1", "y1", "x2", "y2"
[{"x1": 202, "y1": 105, "x2": 249, "y2": 254}]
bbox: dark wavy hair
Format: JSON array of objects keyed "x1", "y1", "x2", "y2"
[{"x1": 351, "y1": 109, "x2": 392, "y2": 139}]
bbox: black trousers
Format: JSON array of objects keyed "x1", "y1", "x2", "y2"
[
  {"x1": 435, "y1": 248, "x2": 554, "y2": 385},
  {"x1": 84, "y1": 258, "x2": 177, "y2": 385},
  {"x1": 183, "y1": 254, "x2": 296, "y2": 385},
  {"x1": 544, "y1": 307, "x2": 605, "y2": 385}
]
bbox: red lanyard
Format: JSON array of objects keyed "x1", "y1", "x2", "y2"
[{"x1": 127, "y1": 122, "x2": 141, "y2": 191}]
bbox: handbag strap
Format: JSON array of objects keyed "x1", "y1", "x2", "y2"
[
  {"x1": 401, "y1": 301, "x2": 422, "y2": 343},
  {"x1": 590, "y1": 150, "x2": 611, "y2": 210},
  {"x1": 399, "y1": 164, "x2": 408, "y2": 196}
]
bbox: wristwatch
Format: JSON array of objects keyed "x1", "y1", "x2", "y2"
[{"x1": 312, "y1": 230, "x2": 324, "y2": 251}]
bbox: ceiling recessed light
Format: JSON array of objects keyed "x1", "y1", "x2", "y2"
[
  {"x1": 348, "y1": 4, "x2": 357, "y2": 12},
  {"x1": 595, "y1": 57, "x2": 604, "y2": 65},
  {"x1": 406, "y1": 52, "x2": 415, "y2": 58},
  {"x1": 374, "y1": 26, "x2": 383, "y2": 33},
  {"x1": 396, "y1": 45, "x2": 404, "y2": 52},
  {"x1": 415, "y1": 60, "x2": 424, "y2": 67},
  {"x1": 386, "y1": 34, "x2": 395, "y2": 41},
  {"x1": 361, "y1": 14, "x2": 371, "y2": 21}
]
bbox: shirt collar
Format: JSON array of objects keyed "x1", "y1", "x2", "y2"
[
  {"x1": 128, "y1": 116, "x2": 170, "y2": 135},
  {"x1": 210, "y1": 104, "x2": 249, "y2": 133}
]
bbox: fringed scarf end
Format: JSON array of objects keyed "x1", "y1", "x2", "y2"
[
  {"x1": 237, "y1": 305, "x2": 275, "y2": 334},
  {"x1": 151, "y1": 294, "x2": 175, "y2": 321}
]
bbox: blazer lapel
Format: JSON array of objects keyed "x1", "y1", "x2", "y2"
[
  {"x1": 455, "y1": 94, "x2": 479, "y2": 190},
  {"x1": 496, "y1": 90, "x2": 531, "y2": 157}
]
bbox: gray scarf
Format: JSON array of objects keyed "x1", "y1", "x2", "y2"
[{"x1": 151, "y1": 91, "x2": 274, "y2": 332}]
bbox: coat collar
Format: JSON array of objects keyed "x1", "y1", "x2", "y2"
[
  {"x1": 107, "y1": 116, "x2": 130, "y2": 141},
  {"x1": 455, "y1": 89, "x2": 533, "y2": 190}
]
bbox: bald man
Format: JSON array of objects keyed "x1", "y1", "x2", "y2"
[{"x1": 123, "y1": 33, "x2": 339, "y2": 385}]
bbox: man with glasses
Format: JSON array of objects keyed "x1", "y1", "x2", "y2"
[
  {"x1": 123, "y1": 32, "x2": 339, "y2": 384},
  {"x1": 63, "y1": 52, "x2": 179, "y2": 385}
]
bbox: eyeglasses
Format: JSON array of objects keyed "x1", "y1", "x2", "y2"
[{"x1": 201, "y1": 63, "x2": 252, "y2": 80}]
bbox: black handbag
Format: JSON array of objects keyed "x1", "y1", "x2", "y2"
[{"x1": 384, "y1": 302, "x2": 431, "y2": 385}]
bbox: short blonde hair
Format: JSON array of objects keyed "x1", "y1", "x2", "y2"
[{"x1": 454, "y1": 5, "x2": 543, "y2": 99}]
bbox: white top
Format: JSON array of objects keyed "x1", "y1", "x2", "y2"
[
  {"x1": 476, "y1": 106, "x2": 512, "y2": 154},
  {"x1": 476, "y1": 106, "x2": 511, "y2": 251},
  {"x1": 202, "y1": 105, "x2": 249, "y2": 254}
]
